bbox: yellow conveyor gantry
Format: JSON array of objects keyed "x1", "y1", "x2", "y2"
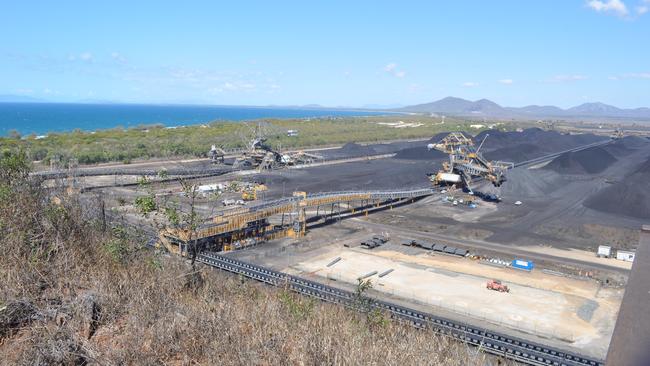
[{"x1": 158, "y1": 188, "x2": 435, "y2": 254}]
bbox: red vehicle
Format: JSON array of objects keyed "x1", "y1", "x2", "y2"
[{"x1": 486, "y1": 279, "x2": 510, "y2": 293}]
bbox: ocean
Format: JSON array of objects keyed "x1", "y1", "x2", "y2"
[{"x1": 0, "y1": 102, "x2": 389, "y2": 136}]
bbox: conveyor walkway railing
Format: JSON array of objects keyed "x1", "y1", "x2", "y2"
[{"x1": 165, "y1": 188, "x2": 436, "y2": 242}]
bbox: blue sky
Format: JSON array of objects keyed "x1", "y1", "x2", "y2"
[{"x1": 1, "y1": 0, "x2": 649, "y2": 108}]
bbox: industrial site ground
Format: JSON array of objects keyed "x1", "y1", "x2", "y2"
[{"x1": 52, "y1": 128, "x2": 650, "y2": 361}]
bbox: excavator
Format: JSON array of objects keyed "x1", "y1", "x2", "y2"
[{"x1": 427, "y1": 132, "x2": 513, "y2": 195}]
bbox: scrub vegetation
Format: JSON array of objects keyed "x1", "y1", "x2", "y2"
[
  {"x1": 0, "y1": 115, "x2": 516, "y2": 166},
  {"x1": 0, "y1": 149, "x2": 499, "y2": 365}
]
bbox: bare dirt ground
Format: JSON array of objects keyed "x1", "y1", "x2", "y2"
[{"x1": 228, "y1": 228, "x2": 621, "y2": 359}]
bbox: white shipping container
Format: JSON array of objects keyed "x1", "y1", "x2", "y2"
[
  {"x1": 597, "y1": 245, "x2": 612, "y2": 257},
  {"x1": 616, "y1": 250, "x2": 635, "y2": 262}
]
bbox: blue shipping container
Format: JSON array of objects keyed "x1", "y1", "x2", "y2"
[{"x1": 511, "y1": 259, "x2": 534, "y2": 271}]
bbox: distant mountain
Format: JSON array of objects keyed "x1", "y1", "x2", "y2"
[
  {"x1": 0, "y1": 94, "x2": 46, "y2": 103},
  {"x1": 566, "y1": 102, "x2": 623, "y2": 116},
  {"x1": 403, "y1": 97, "x2": 474, "y2": 114},
  {"x1": 399, "y1": 97, "x2": 650, "y2": 120},
  {"x1": 510, "y1": 105, "x2": 566, "y2": 116}
]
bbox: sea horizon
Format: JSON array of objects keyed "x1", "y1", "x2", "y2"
[{"x1": 0, "y1": 102, "x2": 393, "y2": 137}]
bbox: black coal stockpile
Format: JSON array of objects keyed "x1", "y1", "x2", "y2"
[
  {"x1": 584, "y1": 157, "x2": 650, "y2": 219},
  {"x1": 544, "y1": 147, "x2": 617, "y2": 174},
  {"x1": 393, "y1": 146, "x2": 447, "y2": 160},
  {"x1": 619, "y1": 135, "x2": 650, "y2": 148},
  {"x1": 484, "y1": 143, "x2": 543, "y2": 163},
  {"x1": 604, "y1": 136, "x2": 650, "y2": 157},
  {"x1": 340, "y1": 142, "x2": 376, "y2": 155},
  {"x1": 474, "y1": 128, "x2": 606, "y2": 153}
]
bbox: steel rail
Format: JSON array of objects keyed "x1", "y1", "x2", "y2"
[{"x1": 197, "y1": 252, "x2": 604, "y2": 366}]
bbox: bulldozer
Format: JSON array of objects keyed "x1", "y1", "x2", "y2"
[{"x1": 428, "y1": 132, "x2": 513, "y2": 194}]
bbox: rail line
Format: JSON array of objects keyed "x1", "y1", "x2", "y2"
[{"x1": 197, "y1": 252, "x2": 604, "y2": 366}]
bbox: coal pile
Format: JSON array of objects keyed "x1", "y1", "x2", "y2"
[
  {"x1": 603, "y1": 136, "x2": 649, "y2": 157},
  {"x1": 393, "y1": 146, "x2": 447, "y2": 160},
  {"x1": 499, "y1": 168, "x2": 567, "y2": 198},
  {"x1": 474, "y1": 128, "x2": 606, "y2": 153},
  {"x1": 473, "y1": 129, "x2": 515, "y2": 148},
  {"x1": 484, "y1": 143, "x2": 543, "y2": 163},
  {"x1": 370, "y1": 143, "x2": 398, "y2": 154},
  {"x1": 544, "y1": 147, "x2": 617, "y2": 174},
  {"x1": 584, "y1": 157, "x2": 650, "y2": 219},
  {"x1": 339, "y1": 142, "x2": 377, "y2": 156},
  {"x1": 619, "y1": 136, "x2": 650, "y2": 148}
]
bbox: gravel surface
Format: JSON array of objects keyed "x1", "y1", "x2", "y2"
[{"x1": 577, "y1": 299, "x2": 599, "y2": 322}]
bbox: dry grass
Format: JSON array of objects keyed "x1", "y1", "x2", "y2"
[{"x1": 0, "y1": 154, "x2": 506, "y2": 365}]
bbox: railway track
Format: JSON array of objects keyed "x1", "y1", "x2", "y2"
[{"x1": 197, "y1": 252, "x2": 604, "y2": 366}]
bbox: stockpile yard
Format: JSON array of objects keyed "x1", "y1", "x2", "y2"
[
  {"x1": 585, "y1": 153, "x2": 650, "y2": 220},
  {"x1": 543, "y1": 147, "x2": 617, "y2": 174},
  {"x1": 52, "y1": 126, "x2": 650, "y2": 364}
]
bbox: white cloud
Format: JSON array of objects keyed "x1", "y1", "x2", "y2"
[
  {"x1": 462, "y1": 81, "x2": 479, "y2": 87},
  {"x1": 498, "y1": 79, "x2": 513, "y2": 85},
  {"x1": 208, "y1": 81, "x2": 258, "y2": 94},
  {"x1": 637, "y1": 0, "x2": 650, "y2": 14},
  {"x1": 68, "y1": 52, "x2": 94, "y2": 62},
  {"x1": 111, "y1": 52, "x2": 126, "y2": 63},
  {"x1": 15, "y1": 88, "x2": 33, "y2": 94},
  {"x1": 384, "y1": 63, "x2": 397, "y2": 72},
  {"x1": 608, "y1": 76, "x2": 620, "y2": 80},
  {"x1": 383, "y1": 62, "x2": 406, "y2": 78},
  {"x1": 586, "y1": 0, "x2": 629, "y2": 16},
  {"x1": 552, "y1": 74, "x2": 588, "y2": 82},
  {"x1": 624, "y1": 72, "x2": 650, "y2": 78},
  {"x1": 79, "y1": 52, "x2": 93, "y2": 62}
]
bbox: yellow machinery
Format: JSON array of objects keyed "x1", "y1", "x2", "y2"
[
  {"x1": 241, "y1": 183, "x2": 268, "y2": 201},
  {"x1": 158, "y1": 188, "x2": 434, "y2": 256},
  {"x1": 428, "y1": 132, "x2": 513, "y2": 194}
]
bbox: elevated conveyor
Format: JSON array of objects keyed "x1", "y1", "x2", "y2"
[{"x1": 158, "y1": 188, "x2": 435, "y2": 254}]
